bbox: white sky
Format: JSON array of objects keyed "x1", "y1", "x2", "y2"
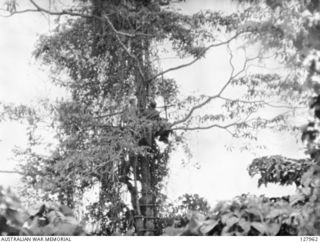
[{"x1": 0, "y1": 0, "x2": 306, "y2": 205}]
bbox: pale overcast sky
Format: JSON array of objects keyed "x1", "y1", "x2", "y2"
[{"x1": 0, "y1": 0, "x2": 305, "y2": 205}]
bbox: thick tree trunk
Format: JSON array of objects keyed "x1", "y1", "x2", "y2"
[
  {"x1": 135, "y1": 68, "x2": 157, "y2": 235},
  {"x1": 132, "y1": 28, "x2": 158, "y2": 235},
  {"x1": 139, "y1": 155, "x2": 156, "y2": 235},
  {"x1": 91, "y1": 0, "x2": 105, "y2": 56},
  {"x1": 131, "y1": 155, "x2": 144, "y2": 235}
]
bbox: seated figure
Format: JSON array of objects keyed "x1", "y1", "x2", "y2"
[{"x1": 142, "y1": 101, "x2": 172, "y2": 145}]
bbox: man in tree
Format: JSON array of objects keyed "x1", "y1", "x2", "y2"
[{"x1": 122, "y1": 98, "x2": 138, "y2": 125}]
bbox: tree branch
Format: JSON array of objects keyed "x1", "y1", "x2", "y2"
[
  {"x1": 149, "y1": 32, "x2": 246, "y2": 82},
  {"x1": 0, "y1": 7, "x2": 39, "y2": 16},
  {"x1": 28, "y1": 0, "x2": 151, "y2": 38},
  {"x1": 173, "y1": 108, "x2": 294, "y2": 134},
  {"x1": 173, "y1": 122, "x2": 237, "y2": 131},
  {"x1": 170, "y1": 44, "x2": 256, "y2": 128},
  {"x1": 172, "y1": 121, "x2": 241, "y2": 137},
  {"x1": 218, "y1": 96, "x2": 306, "y2": 110},
  {"x1": 0, "y1": 170, "x2": 23, "y2": 175}
]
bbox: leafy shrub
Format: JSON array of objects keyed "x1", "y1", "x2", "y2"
[
  {"x1": 0, "y1": 186, "x2": 85, "y2": 236},
  {"x1": 176, "y1": 194, "x2": 299, "y2": 236}
]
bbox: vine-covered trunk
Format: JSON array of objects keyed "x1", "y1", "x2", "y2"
[
  {"x1": 139, "y1": 155, "x2": 156, "y2": 235},
  {"x1": 90, "y1": 0, "x2": 159, "y2": 235},
  {"x1": 134, "y1": 37, "x2": 157, "y2": 234},
  {"x1": 134, "y1": 80, "x2": 157, "y2": 235}
]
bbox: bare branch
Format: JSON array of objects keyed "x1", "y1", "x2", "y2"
[
  {"x1": 172, "y1": 121, "x2": 242, "y2": 137},
  {"x1": 0, "y1": 170, "x2": 23, "y2": 175},
  {"x1": 149, "y1": 32, "x2": 246, "y2": 82},
  {"x1": 0, "y1": 7, "x2": 39, "y2": 17},
  {"x1": 173, "y1": 122, "x2": 237, "y2": 131}
]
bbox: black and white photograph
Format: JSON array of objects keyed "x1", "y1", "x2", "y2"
[{"x1": 0, "y1": 0, "x2": 319, "y2": 238}]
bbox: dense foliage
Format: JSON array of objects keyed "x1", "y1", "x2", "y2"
[
  {"x1": 2, "y1": 0, "x2": 320, "y2": 236},
  {"x1": 0, "y1": 186, "x2": 85, "y2": 236}
]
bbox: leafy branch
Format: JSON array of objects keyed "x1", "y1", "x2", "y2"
[
  {"x1": 218, "y1": 96, "x2": 305, "y2": 110},
  {"x1": 170, "y1": 46, "x2": 260, "y2": 129}
]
